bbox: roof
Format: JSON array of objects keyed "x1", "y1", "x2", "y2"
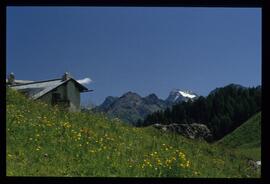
[
  {"x1": 6, "y1": 79, "x2": 35, "y2": 85},
  {"x1": 9, "y1": 78, "x2": 89, "y2": 100}
]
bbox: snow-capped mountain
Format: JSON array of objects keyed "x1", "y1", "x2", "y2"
[
  {"x1": 94, "y1": 89, "x2": 199, "y2": 125},
  {"x1": 166, "y1": 89, "x2": 198, "y2": 104}
]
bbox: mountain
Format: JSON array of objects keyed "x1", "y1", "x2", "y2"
[
  {"x1": 93, "y1": 92, "x2": 168, "y2": 125},
  {"x1": 166, "y1": 89, "x2": 198, "y2": 104},
  {"x1": 94, "y1": 89, "x2": 200, "y2": 125},
  {"x1": 209, "y1": 83, "x2": 246, "y2": 96},
  {"x1": 96, "y1": 96, "x2": 119, "y2": 112}
]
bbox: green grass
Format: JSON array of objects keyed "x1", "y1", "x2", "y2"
[
  {"x1": 6, "y1": 88, "x2": 260, "y2": 177},
  {"x1": 217, "y1": 112, "x2": 261, "y2": 160},
  {"x1": 217, "y1": 112, "x2": 261, "y2": 148}
]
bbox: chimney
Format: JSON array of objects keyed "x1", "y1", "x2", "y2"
[
  {"x1": 8, "y1": 72, "x2": 15, "y2": 84},
  {"x1": 62, "y1": 72, "x2": 71, "y2": 81}
]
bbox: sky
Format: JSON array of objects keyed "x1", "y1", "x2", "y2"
[{"x1": 6, "y1": 7, "x2": 261, "y2": 106}]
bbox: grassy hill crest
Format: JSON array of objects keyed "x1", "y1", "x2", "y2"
[
  {"x1": 218, "y1": 112, "x2": 261, "y2": 148},
  {"x1": 217, "y1": 112, "x2": 261, "y2": 160}
]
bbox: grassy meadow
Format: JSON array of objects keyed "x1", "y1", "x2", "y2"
[{"x1": 6, "y1": 88, "x2": 261, "y2": 177}]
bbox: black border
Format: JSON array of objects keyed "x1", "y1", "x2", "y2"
[
  {"x1": 4, "y1": 0, "x2": 264, "y2": 7},
  {"x1": 1, "y1": 0, "x2": 7, "y2": 181},
  {"x1": 261, "y1": 0, "x2": 269, "y2": 183},
  {"x1": 1, "y1": 0, "x2": 268, "y2": 183}
]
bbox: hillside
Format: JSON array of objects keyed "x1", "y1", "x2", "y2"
[
  {"x1": 218, "y1": 112, "x2": 261, "y2": 148},
  {"x1": 6, "y1": 88, "x2": 260, "y2": 177},
  {"x1": 217, "y1": 112, "x2": 261, "y2": 160}
]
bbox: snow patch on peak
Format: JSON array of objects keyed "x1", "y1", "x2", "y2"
[
  {"x1": 166, "y1": 89, "x2": 198, "y2": 104},
  {"x1": 178, "y1": 91, "x2": 196, "y2": 98}
]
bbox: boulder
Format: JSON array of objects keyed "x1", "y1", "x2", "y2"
[
  {"x1": 248, "y1": 159, "x2": 261, "y2": 171},
  {"x1": 153, "y1": 123, "x2": 213, "y2": 141}
]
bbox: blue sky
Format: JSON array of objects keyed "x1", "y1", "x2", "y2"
[{"x1": 7, "y1": 7, "x2": 261, "y2": 105}]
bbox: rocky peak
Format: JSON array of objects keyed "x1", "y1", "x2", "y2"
[
  {"x1": 121, "y1": 91, "x2": 141, "y2": 99},
  {"x1": 143, "y1": 93, "x2": 159, "y2": 103},
  {"x1": 166, "y1": 89, "x2": 198, "y2": 104},
  {"x1": 103, "y1": 96, "x2": 118, "y2": 105}
]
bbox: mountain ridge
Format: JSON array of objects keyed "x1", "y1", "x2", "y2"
[
  {"x1": 94, "y1": 89, "x2": 199, "y2": 124},
  {"x1": 93, "y1": 91, "x2": 168, "y2": 124}
]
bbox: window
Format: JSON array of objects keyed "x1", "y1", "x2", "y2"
[{"x1": 52, "y1": 93, "x2": 61, "y2": 105}]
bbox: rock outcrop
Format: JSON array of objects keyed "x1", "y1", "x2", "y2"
[
  {"x1": 247, "y1": 159, "x2": 261, "y2": 171},
  {"x1": 153, "y1": 123, "x2": 213, "y2": 141}
]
